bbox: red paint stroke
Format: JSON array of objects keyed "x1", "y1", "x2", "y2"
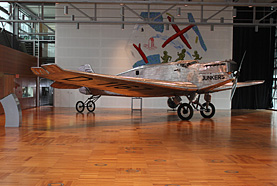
[
  {"x1": 144, "y1": 37, "x2": 157, "y2": 50},
  {"x1": 162, "y1": 24, "x2": 194, "y2": 48},
  {"x1": 162, "y1": 16, "x2": 194, "y2": 49},
  {"x1": 167, "y1": 16, "x2": 192, "y2": 49},
  {"x1": 133, "y1": 43, "x2": 149, "y2": 64}
]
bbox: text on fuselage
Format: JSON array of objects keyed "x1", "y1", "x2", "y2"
[{"x1": 202, "y1": 75, "x2": 225, "y2": 81}]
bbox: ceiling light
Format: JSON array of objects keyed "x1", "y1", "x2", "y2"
[
  {"x1": 177, "y1": 7, "x2": 181, "y2": 16},
  {"x1": 233, "y1": 8, "x2": 237, "y2": 17},
  {"x1": 121, "y1": 6, "x2": 124, "y2": 30},
  {"x1": 255, "y1": 25, "x2": 258, "y2": 32},
  {"x1": 211, "y1": 25, "x2": 214, "y2": 31},
  {"x1": 64, "y1": 5, "x2": 68, "y2": 15}
]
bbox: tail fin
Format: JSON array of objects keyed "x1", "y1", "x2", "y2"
[{"x1": 78, "y1": 64, "x2": 94, "y2": 73}]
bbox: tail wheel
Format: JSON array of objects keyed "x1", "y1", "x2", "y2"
[
  {"x1": 76, "y1": 101, "x2": 85, "y2": 113},
  {"x1": 200, "y1": 102, "x2": 215, "y2": 118},
  {"x1": 87, "y1": 100, "x2": 95, "y2": 112},
  {"x1": 177, "y1": 103, "x2": 193, "y2": 120}
]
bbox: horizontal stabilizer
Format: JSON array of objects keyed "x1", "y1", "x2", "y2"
[{"x1": 51, "y1": 82, "x2": 81, "y2": 89}]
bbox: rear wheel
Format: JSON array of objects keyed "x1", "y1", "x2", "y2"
[
  {"x1": 87, "y1": 100, "x2": 95, "y2": 112},
  {"x1": 177, "y1": 103, "x2": 193, "y2": 120},
  {"x1": 76, "y1": 101, "x2": 85, "y2": 113},
  {"x1": 200, "y1": 102, "x2": 215, "y2": 118}
]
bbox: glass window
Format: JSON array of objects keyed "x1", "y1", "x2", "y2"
[
  {"x1": 0, "y1": 2, "x2": 12, "y2": 32},
  {"x1": 273, "y1": 27, "x2": 277, "y2": 109},
  {"x1": 22, "y1": 87, "x2": 34, "y2": 98}
]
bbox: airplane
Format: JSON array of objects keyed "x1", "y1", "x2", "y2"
[{"x1": 31, "y1": 58, "x2": 263, "y2": 121}]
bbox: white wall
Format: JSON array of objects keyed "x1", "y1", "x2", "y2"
[{"x1": 55, "y1": 4, "x2": 233, "y2": 109}]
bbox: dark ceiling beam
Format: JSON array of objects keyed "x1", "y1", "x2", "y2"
[
  {"x1": 1, "y1": 19, "x2": 277, "y2": 27},
  {"x1": 0, "y1": 1, "x2": 277, "y2": 8}
]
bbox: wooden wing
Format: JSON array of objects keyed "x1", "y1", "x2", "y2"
[
  {"x1": 210, "y1": 80, "x2": 264, "y2": 93},
  {"x1": 31, "y1": 64, "x2": 199, "y2": 97}
]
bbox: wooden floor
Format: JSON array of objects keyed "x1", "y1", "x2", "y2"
[{"x1": 0, "y1": 107, "x2": 277, "y2": 186}]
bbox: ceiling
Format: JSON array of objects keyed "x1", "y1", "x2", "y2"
[{"x1": 5, "y1": 0, "x2": 277, "y2": 35}]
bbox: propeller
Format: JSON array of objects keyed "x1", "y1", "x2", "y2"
[{"x1": 231, "y1": 51, "x2": 246, "y2": 100}]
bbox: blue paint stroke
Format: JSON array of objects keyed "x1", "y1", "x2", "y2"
[
  {"x1": 135, "y1": 24, "x2": 142, "y2": 31},
  {"x1": 184, "y1": 33, "x2": 189, "y2": 40},
  {"x1": 140, "y1": 12, "x2": 164, "y2": 33},
  {"x1": 188, "y1": 13, "x2": 207, "y2": 52},
  {"x1": 133, "y1": 54, "x2": 161, "y2": 68},
  {"x1": 186, "y1": 51, "x2": 192, "y2": 59},
  {"x1": 152, "y1": 34, "x2": 184, "y2": 50}
]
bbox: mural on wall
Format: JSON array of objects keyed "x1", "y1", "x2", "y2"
[{"x1": 126, "y1": 12, "x2": 207, "y2": 68}]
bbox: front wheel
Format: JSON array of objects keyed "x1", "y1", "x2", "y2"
[
  {"x1": 87, "y1": 100, "x2": 95, "y2": 112},
  {"x1": 177, "y1": 103, "x2": 193, "y2": 120},
  {"x1": 76, "y1": 101, "x2": 85, "y2": 113},
  {"x1": 200, "y1": 102, "x2": 215, "y2": 118}
]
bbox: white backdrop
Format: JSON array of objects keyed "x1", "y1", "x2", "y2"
[{"x1": 55, "y1": 4, "x2": 233, "y2": 109}]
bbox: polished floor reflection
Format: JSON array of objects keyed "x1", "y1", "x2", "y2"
[{"x1": 0, "y1": 107, "x2": 277, "y2": 186}]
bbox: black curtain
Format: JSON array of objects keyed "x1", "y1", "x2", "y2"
[{"x1": 232, "y1": 7, "x2": 275, "y2": 109}]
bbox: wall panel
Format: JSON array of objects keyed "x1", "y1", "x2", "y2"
[{"x1": 0, "y1": 44, "x2": 37, "y2": 114}]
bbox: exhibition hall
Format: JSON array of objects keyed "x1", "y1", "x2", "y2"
[{"x1": 0, "y1": 0, "x2": 277, "y2": 185}]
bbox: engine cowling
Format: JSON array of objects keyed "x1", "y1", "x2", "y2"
[{"x1": 167, "y1": 96, "x2": 182, "y2": 109}]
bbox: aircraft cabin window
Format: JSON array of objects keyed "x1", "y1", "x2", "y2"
[
  {"x1": 178, "y1": 61, "x2": 198, "y2": 68},
  {"x1": 179, "y1": 64, "x2": 187, "y2": 68},
  {"x1": 136, "y1": 70, "x2": 139, "y2": 75}
]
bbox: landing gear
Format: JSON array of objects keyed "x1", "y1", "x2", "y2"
[
  {"x1": 86, "y1": 100, "x2": 96, "y2": 112},
  {"x1": 200, "y1": 102, "x2": 215, "y2": 118},
  {"x1": 167, "y1": 96, "x2": 182, "y2": 111},
  {"x1": 167, "y1": 97, "x2": 179, "y2": 109},
  {"x1": 76, "y1": 101, "x2": 85, "y2": 113},
  {"x1": 75, "y1": 95, "x2": 101, "y2": 113},
  {"x1": 176, "y1": 93, "x2": 216, "y2": 120},
  {"x1": 177, "y1": 103, "x2": 193, "y2": 120}
]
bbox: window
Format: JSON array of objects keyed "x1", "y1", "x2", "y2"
[
  {"x1": 19, "y1": 10, "x2": 32, "y2": 34},
  {"x1": 22, "y1": 87, "x2": 34, "y2": 98},
  {"x1": 272, "y1": 28, "x2": 277, "y2": 109},
  {"x1": 0, "y1": 2, "x2": 12, "y2": 33},
  {"x1": 178, "y1": 61, "x2": 198, "y2": 68}
]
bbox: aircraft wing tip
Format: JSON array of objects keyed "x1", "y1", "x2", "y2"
[
  {"x1": 41, "y1": 63, "x2": 63, "y2": 74},
  {"x1": 31, "y1": 67, "x2": 49, "y2": 76}
]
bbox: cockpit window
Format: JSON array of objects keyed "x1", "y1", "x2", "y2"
[
  {"x1": 178, "y1": 61, "x2": 198, "y2": 68},
  {"x1": 179, "y1": 64, "x2": 187, "y2": 68}
]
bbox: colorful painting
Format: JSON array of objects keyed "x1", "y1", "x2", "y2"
[
  {"x1": 126, "y1": 12, "x2": 208, "y2": 68},
  {"x1": 140, "y1": 12, "x2": 164, "y2": 33}
]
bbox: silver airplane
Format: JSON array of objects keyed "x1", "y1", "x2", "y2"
[{"x1": 31, "y1": 59, "x2": 263, "y2": 120}]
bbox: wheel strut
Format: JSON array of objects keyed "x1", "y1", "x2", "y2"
[{"x1": 75, "y1": 95, "x2": 101, "y2": 113}]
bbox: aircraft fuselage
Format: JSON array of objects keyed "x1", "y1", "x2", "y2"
[{"x1": 80, "y1": 60, "x2": 236, "y2": 97}]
